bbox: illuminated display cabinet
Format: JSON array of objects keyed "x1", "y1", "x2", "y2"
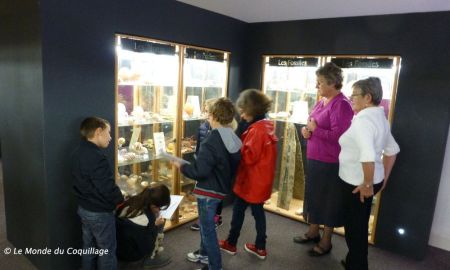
[
  {"x1": 262, "y1": 55, "x2": 401, "y2": 243},
  {"x1": 115, "y1": 34, "x2": 229, "y2": 229}
]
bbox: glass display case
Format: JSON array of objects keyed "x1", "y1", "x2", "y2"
[
  {"x1": 115, "y1": 34, "x2": 229, "y2": 229},
  {"x1": 179, "y1": 47, "x2": 228, "y2": 222},
  {"x1": 328, "y1": 56, "x2": 401, "y2": 124},
  {"x1": 262, "y1": 55, "x2": 401, "y2": 243},
  {"x1": 261, "y1": 55, "x2": 322, "y2": 228},
  {"x1": 262, "y1": 56, "x2": 322, "y2": 124}
]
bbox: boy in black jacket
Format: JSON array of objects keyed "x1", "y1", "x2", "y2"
[
  {"x1": 191, "y1": 98, "x2": 223, "y2": 231},
  {"x1": 72, "y1": 117, "x2": 124, "y2": 270},
  {"x1": 173, "y1": 98, "x2": 242, "y2": 270}
]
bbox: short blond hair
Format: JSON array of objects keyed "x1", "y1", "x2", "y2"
[{"x1": 204, "y1": 98, "x2": 218, "y2": 113}]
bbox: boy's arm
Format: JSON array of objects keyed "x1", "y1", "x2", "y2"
[
  {"x1": 91, "y1": 157, "x2": 124, "y2": 205},
  {"x1": 181, "y1": 140, "x2": 216, "y2": 181}
]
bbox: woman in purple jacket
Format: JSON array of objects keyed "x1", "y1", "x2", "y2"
[{"x1": 293, "y1": 62, "x2": 353, "y2": 256}]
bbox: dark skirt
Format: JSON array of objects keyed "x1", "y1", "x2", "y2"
[{"x1": 303, "y1": 159, "x2": 344, "y2": 227}]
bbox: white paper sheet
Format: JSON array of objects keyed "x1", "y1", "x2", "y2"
[
  {"x1": 159, "y1": 195, "x2": 184, "y2": 219},
  {"x1": 158, "y1": 151, "x2": 190, "y2": 165}
]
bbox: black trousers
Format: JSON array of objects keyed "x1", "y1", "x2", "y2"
[
  {"x1": 227, "y1": 196, "x2": 267, "y2": 249},
  {"x1": 341, "y1": 179, "x2": 383, "y2": 270}
]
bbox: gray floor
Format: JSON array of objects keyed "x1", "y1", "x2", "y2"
[{"x1": 1, "y1": 160, "x2": 449, "y2": 270}]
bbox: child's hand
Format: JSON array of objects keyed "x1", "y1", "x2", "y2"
[
  {"x1": 171, "y1": 160, "x2": 182, "y2": 168},
  {"x1": 155, "y1": 217, "x2": 165, "y2": 227}
]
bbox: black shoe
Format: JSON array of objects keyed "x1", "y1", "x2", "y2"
[
  {"x1": 341, "y1": 259, "x2": 346, "y2": 268},
  {"x1": 142, "y1": 253, "x2": 171, "y2": 269},
  {"x1": 293, "y1": 233, "x2": 321, "y2": 244},
  {"x1": 308, "y1": 244, "x2": 332, "y2": 257}
]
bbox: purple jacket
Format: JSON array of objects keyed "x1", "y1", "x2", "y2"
[{"x1": 307, "y1": 93, "x2": 353, "y2": 163}]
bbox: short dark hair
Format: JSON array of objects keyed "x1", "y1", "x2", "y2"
[
  {"x1": 80, "y1": 117, "x2": 110, "y2": 139},
  {"x1": 209, "y1": 97, "x2": 235, "y2": 125},
  {"x1": 352, "y1": 77, "x2": 383, "y2": 106},
  {"x1": 316, "y1": 62, "x2": 344, "y2": 90},
  {"x1": 236, "y1": 89, "x2": 272, "y2": 117}
]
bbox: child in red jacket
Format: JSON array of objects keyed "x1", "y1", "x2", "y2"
[{"x1": 219, "y1": 89, "x2": 278, "y2": 260}]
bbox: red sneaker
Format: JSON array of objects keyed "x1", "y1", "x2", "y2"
[
  {"x1": 219, "y1": 240, "x2": 237, "y2": 255},
  {"x1": 244, "y1": 243, "x2": 267, "y2": 260}
]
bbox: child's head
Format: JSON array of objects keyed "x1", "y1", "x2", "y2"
[
  {"x1": 120, "y1": 184, "x2": 171, "y2": 218},
  {"x1": 203, "y1": 98, "x2": 218, "y2": 114},
  {"x1": 80, "y1": 117, "x2": 111, "y2": 148},
  {"x1": 208, "y1": 97, "x2": 236, "y2": 126},
  {"x1": 236, "y1": 89, "x2": 272, "y2": 122}
]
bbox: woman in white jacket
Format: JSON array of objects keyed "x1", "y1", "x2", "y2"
[{"x1": 338, "y1": 77, "x2": 400, "y2": 270}]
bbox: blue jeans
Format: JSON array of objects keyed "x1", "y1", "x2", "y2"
[
  {"x1": 197, "y1": 197, "x2": 222, "y2": 270},
  {"x1": 77, "y1": 206, "x2": 117, "y2": 270},
  {"x1": 227, "y1": 195, "x2": 267, "y2": 249}
]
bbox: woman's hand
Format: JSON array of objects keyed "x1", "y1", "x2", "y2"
[
  {"x1": 301, "y1": 127, "x2": 311, "y2": 139},
  {"x1": 306, "y1": 117, "x2": 317, "y2": 132},
  {"x1": 352, "y1": 184, "x2": 374, "y2": 203}
]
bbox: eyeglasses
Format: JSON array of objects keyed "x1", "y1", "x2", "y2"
[{"x1": 349, "y1": 93, "x2": 364, "y2": 99}]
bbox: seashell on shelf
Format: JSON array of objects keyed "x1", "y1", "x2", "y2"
[
  {"x1": 166, "y1": 142, "x2": 175, "y2": 153},
  {"x1": 131, "y1": 142, "x2": 148, "y2": 154},
  {"x1": 124, "y1": 152, "x2": 136, "y2": 160},
  {"x1": 118, "y1": 137, "x2": 126, "y2": 147},
  {"x1": 127, "y1": 177, "x2": 137, "y2": 188}
]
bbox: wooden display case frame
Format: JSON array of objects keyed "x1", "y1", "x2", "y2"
[{"x1": 114, "y1": 33, "x2": 230, "y2": 231}]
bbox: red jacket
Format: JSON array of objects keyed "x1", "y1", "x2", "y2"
[{"x1": 233, "y1": 119, "x2": 278, "y2": 204}]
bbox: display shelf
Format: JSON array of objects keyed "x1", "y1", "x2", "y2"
[
  {"x1": 182, "y1": 116, "x2": 208, "y2": 121},
  {"x1": 117, "y1": 153, "x2": 161, "y2": 167},
  {"x1": 267, "y1": 117, "x2": 308, "y2": 125},
  {"x1": 118, "y1": 119, "x2": 174, "y2": 127}
]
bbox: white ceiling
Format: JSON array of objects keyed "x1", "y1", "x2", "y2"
[{"x1": 176, "y1": 0, "x2": 450, "y2": 23}]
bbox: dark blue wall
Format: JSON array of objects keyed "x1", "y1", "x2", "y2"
[
  {"x1": 243, "y1": 12, "x2": 450, "y2": 259},
  {"x1": 1, "y1": 0, "x2": 246, "y2": 269},
  {"x1": 0, "y1": 0, "x2": 50, "y2": 269}
]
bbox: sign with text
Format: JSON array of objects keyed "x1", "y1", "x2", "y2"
[
  {"x1": 153, "y1": 132, "x2": 166, "y2": 156},
  {"x1": 269, "y1": 57, "x2": 318, "y2": 67},
  {"x1": 331, "y1": 58, "x2": 394, "y2": 69}
]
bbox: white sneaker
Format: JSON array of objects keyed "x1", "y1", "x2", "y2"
[{"x1": 187, "y1": 250, "x2": 208, "y2": 264}]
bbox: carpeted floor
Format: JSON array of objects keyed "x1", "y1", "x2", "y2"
[
  {"x1": 1, "y1": 160, "x2": 449, "y2": 270},
  {"x1": 119, "y1": 207, "x2": 450, "y2": 270}
]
